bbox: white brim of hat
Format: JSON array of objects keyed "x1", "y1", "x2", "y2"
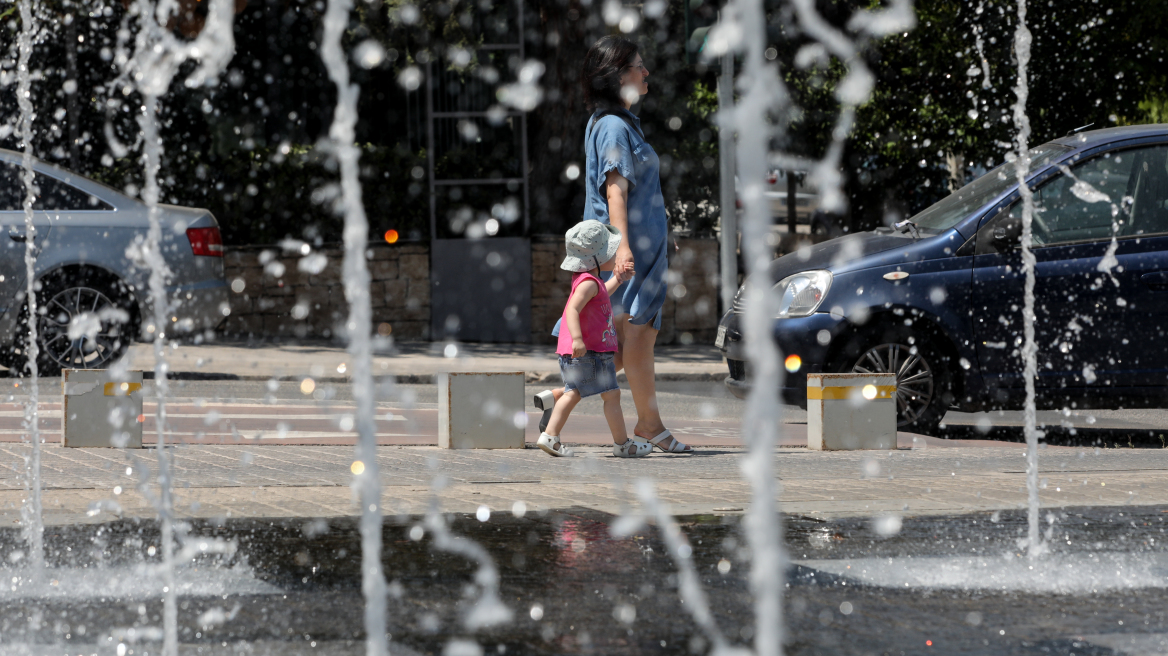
[{"x1": 560, "y1": 223, "x2": 623, "y2": 272}]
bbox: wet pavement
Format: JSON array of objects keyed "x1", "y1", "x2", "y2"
[
  {"x1": 0, "y1": 439, "x2": 1161, "y2": 653},
  {"x1": 1, "y1": 342, "x2": 1167, "y2": 653},
  {"x1": 0, "y1": 505, "x2": 1166, "y2": 654}
]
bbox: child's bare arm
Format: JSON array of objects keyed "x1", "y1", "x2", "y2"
[{"x1": 564, "y1": 280, "x2": 598, "y2": 357}]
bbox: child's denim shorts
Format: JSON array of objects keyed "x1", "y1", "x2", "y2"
[{"x1": 559, "y1": 351, "x2": 619, "y2": 398}]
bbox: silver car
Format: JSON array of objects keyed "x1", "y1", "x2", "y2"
[{"x1": 0, "y1": 149, "x2": 229, "y2": 375}]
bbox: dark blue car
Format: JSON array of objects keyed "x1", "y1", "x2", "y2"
[{"x1": 716, "y1": 124, "x2": 1168, "y2": 435}]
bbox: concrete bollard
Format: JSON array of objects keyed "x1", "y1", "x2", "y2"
[
  {"x1": 62, "y1": 369, "x2": 144, "y2": 448},
  {"x1": 438, "y1": 372, "x2": 525, "y2": 449},
  {"x1": 806, "y1": 372, "x2": 896, "y2": 451}
]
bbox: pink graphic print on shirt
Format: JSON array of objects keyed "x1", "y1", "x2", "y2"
[{"x1": 599, "y1": 302, "x2": 617, "y2": 349}]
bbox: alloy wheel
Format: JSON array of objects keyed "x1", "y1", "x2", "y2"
[
  {"x1": 850, "y1": 342, "x2": 935, "y2": 426},
  {"x1": 37, "y1": 285, "x2": 126, "y2": 370}
]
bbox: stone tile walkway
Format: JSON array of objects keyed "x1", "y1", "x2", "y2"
[{"x1": 1, "y1": 444, "x2": 1165, "y2": 526}]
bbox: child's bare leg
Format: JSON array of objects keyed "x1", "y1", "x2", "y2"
[
  {"x1": 544, "y1": 389, "x2": 581, "y2": 437},
  {"x1": 600, "y1": 389, "x2": 628, "y2": 445}
]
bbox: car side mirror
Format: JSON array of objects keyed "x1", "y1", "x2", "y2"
[{"x1": 992, "y1": 218, "x2": 1022, "y2": 247}]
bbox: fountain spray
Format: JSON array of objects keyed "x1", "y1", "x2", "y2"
[
  {"x1": 705, "y1": 3, "x2": 917, "y2": 653},
  {"x1": 318, "y1": 0, "x2": 389, "y2": 653},
  {"x1": 422, "y1": 495, "x2": 512, "y2": 631},
  {"x1": 615, "y1": 480, "x2": 748, "y2": 656},
  {"x1": 728, "y1": 0, "x2": 786, "y2": 649},
  {"x1": 15, "y1": 0, "x2": 44, "y2": 574},
  {"x1": 138, "y1": 88, "x2": 182, "y2": 656},
  {"x1": 1009, "y1": 0, "x2": 1044, "y2": 558},
  {"x1": 116, "y1": 1, "x2": 237, "y2": 651}
]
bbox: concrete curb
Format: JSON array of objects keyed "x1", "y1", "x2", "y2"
[
  {"x1": 529, "y1": 371, "x2": 728, "y2": 385},
  {"x1": 144, "y1": 372, "x2": 730, "y2": 384}
]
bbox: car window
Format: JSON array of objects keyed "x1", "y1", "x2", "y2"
[
  {"x1": 1005, "y1": 145, "x2": 1168, "y2": 246},
  {"x1": 910, "y1": 143, "x2": 1070, "y2": 232},
  {"x1": 0, "y1": 162, "x2": 22, "y2": 210},
  {"x1": 1127, "y1": 146, "x2": 1168, "y2": 236},
  {"x1": 0, "y1": 162, "x2": 113, "y2": 211}
]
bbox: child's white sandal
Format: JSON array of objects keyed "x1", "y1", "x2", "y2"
[
  {"x1": 537, "y1": 432, "x2": 573, "y2": 457},
  {"x1": 612, "y1": 437, "x2": 652, "y2": 458}
]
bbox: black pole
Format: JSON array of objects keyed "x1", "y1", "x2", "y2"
[
  {"x1": 786, "y1": 170, "x2": 797, "y2": 235},
  {"x1": 65, "y1": 5, "x2": 80, "y2": 171}
]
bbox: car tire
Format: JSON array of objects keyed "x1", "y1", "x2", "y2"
[
  {"x1": 13, "y1": 270, "x2": 137, "y2": 377},
  {"x1": 836, "y1": 326, "x2": 950, "y2": 436}
]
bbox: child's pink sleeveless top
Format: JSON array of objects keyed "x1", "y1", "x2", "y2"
[{"x1": 556, "y1": 272, "x2": 619, "y2": 355}]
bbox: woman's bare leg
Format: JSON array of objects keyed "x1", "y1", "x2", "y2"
[
  {"x1": 613, "y1": 315, "x2": 673, "y2": 443},
  {"x1": 612, "y1": 315, "x2": 629, "y2": 373}
]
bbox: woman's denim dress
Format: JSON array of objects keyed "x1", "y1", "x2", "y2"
[{"x1": 553, "y1": 108, "x2": 669, "y2": 339}]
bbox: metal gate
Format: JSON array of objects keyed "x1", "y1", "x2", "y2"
[{"x1": 426, "y1": 0, "x2": 531, "y2": 343}]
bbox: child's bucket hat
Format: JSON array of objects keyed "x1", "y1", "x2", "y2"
[{"x1": 561, "y1": 220, "x2": 622, "y2": 272}]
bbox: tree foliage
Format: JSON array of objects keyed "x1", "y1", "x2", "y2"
[
  {"x1": 3, "y1": 0, "x2": 1165, "y2": 244},
  {"x1": 774, "y1": 0, "x2": 1168, "y2": 231}
]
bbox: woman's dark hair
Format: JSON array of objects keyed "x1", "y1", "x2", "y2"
[{"x1": 581, "y1": 35, "x2": 639, "y2": 111}]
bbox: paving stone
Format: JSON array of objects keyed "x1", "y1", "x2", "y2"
[{"x1": 0, "y1": 445, "x2": 1166, "y2": 526}]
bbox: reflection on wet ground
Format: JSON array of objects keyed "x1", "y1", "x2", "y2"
[{"x1": 0, "y1": 506, "x2": 1165, "y2": 654}]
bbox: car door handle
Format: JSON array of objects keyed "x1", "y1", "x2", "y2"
[{"x1": 1141, "y1": 271, "x2": 1168, "y2": 291}]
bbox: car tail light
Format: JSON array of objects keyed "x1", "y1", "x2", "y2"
[{"x1": 187, "y1": 227, "x2": 223, "y2": 257}]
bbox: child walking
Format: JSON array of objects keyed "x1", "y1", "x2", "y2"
[{"x1": 534, "y1": 220, "x2": 652, "y2": 458}]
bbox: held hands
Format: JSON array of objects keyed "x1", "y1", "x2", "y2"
[
  {"x1": 614, "y1": 247, "x2": 635, "y2": 278},
  {"x1": 614, "y1": 263, "x2": 635, "y2": 283},
  {"x1": 613, "y1": 246, "x2": 635, "y2": 283},
  {"x1": 572, "y1": 338, "x2": 587, "y2": 358}
]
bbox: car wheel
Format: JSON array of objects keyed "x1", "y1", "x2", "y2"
[
  {"x1": 15, "y1": 271, "x2": 136, "y2": 376},
  {"x1": 842, "y1": 329, "x2": 949, "y2": 436}
]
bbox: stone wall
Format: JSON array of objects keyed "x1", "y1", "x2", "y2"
[
  {"x1": 223, "y1": 237, "x2": 720, "y2": 344},
  {"x1": 222, "y1": 243, "x2": 430, "y2": 340}
]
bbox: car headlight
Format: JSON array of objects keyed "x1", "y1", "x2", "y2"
[{"x1": 774, "y1": 270, "x2": 832, "y2": 318}]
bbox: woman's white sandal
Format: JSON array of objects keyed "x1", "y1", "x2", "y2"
[
  {"x1": 647, "y1": 429, "x2": 692, "y2": 454},
  {"x1": 537, "y1": 432, "x2": 573, "y2": 457},
  {"x1": 533, "y1": 390, "x2": 556, "y2": 433},
  {"x1": 612, "y1": 437, "x2": 652, "y2": 458}
]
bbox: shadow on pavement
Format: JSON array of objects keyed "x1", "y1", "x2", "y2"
[{"x1": 937, "y1": 423, "x2": 1168, "y2": 448}]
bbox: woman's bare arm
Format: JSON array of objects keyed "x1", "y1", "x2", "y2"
[{"x1": 604, "y1": 169, "x2": 635, "y2": 274}]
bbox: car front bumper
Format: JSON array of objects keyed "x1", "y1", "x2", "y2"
[{"x1": 717, "y1": 311, "x2": 849, "y2": 406}]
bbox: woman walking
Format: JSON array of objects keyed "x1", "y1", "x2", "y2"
[{"x1": 534, "y1": 34, "x2": 692, "y2": 455}]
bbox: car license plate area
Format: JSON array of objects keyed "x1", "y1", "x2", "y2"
[{"x1": 715, "y1": 325, "x2": 727, "y2": 349}]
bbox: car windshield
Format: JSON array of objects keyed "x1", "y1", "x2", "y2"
[{"x1": 910, "y1": 144, "x2": 1071, "y2": 232}]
